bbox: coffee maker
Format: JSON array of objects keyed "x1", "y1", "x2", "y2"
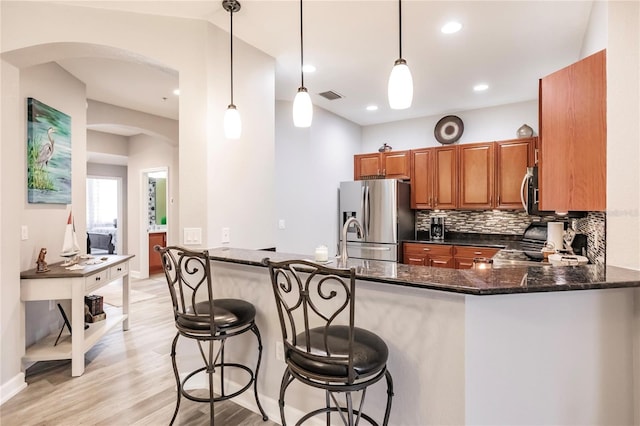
[{"x1": 430, "y1": 217, "x2": 445, "y2": 240}]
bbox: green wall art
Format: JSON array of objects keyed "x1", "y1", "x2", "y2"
[{"x1": 27, "y1": 98, "x2": 72, "y2": 204}]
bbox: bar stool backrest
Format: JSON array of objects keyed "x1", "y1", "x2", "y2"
[
  {"x1": 155, "y1": 245, "x2": 215, "y2": 336},
  {"x1": 266, "y1": 259, "x2": 358, "y2": 384}
]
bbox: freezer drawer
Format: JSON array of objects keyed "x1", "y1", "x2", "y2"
[{"x1": 346, "y1": 242, "x2": 398, "y2": 262}]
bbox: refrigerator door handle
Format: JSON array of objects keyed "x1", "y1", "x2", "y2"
[
  {"x1": 360, "y1": 184, "x2": 367, "y2": 240},
  {"x1": 365, "y1": 183, "x2": 371, "y2": 238}
]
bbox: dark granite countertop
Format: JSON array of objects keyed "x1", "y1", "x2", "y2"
[{"x1": 207, "y1": 247, "x2": 640, "y2": 296}]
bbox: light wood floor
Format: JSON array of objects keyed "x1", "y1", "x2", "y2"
[{"x1": 1, "y1": 275, "x2": 279, "y2": 426}]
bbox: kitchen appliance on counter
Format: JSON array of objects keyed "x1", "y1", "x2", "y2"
[
  {"x1": 521, "y1": 221, "x2": 588, "y2": 261},
  {"x1": 430, "y1": 217, "x2": 445, "y2": 240},
  {"x1": 339, "y1": 179, "x2": 414, "y2": 262}
]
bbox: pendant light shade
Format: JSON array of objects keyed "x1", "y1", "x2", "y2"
[
  {"x1": 293, "y1": 0, "x2": 312, "y2": 127},
  {"x1": 293, "y1": 87, "x2": 313, "y2": 128},
  {"x1": 388, "y1": 0, "x2": 413, "y2": 110},
  {"x1": 223, "y1": 0, "x2": 241, "y2": 139},
  {"x1": 388, "y1": 58, "x2": 413, "y2": 109},
  {"x1": 224, "y1": 104, "x2": 242, "y2": 139}
]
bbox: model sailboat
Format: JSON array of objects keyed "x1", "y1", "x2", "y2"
[{"x1": 61, "y1": 211, "x2": 80, "y2": 259}]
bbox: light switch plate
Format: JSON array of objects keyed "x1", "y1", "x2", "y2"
[
  {"x1": 183, "y1": 227, "x2": 202, "y2": 245},
  {"x1": 21, "y1": 225, "x2": 28, "y2": 240}
]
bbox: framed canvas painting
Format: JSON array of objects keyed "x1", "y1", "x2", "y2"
[{"x1": 27, "y1": 98, "x2": 72, "y2": 204}]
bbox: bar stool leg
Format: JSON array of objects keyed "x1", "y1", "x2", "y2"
[
  {"x1": 169, "y1": 332, "x2": 181, "y2": 426},
  {"x1": 383, "y1": 370, "x2": 394, "y2": 426},
  {"x1": 250, "y1": 323, "x2": 269, "y2": 420},
  {"x1": 279, "y1": 368, "x2": 294, "y2": 426},
  {"x1": 209, "y1": 340, "x2": 215, "y2": 426}
]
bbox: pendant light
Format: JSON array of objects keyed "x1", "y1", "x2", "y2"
[
  {"x1": 388, "y1": 0, "x2": 413, "y2": 110},
  {"x1": 293, "y1": 0, "x2": 312, "y2": 127},
  {"x1": 223, "y1": 0, "x2": 241, "y2": 139}
]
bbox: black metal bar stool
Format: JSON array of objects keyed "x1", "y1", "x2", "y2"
[
  {"x1": 156, "y1": 246, "x2": 268, "y2": 425},
  {"x1": 264, "y1": 258, "x2": 394, "y2": 425}
]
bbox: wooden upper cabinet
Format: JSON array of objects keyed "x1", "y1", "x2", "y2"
[
  {"x1": 354, "y1": 150, "x2": 410, "y2": 180},
  {"x1": 383, "y1": 150, "x2": 411, "y2": 179},
  {"x1": 539, "y1": 49, "x2": 606, "y2": 211},
  {"x1": 410, "y1": 148, "x2": 433, "y2": 209},
  {"x1": 458, "y1": 142, "x2": 494, "y2": 209},
  {"x1": 354, "y1": 153, "x2": 382, "y2": 179},
  {"x1": 433, "y1": 146, "x2": 458, "y2": 209},
  {"x1": 495, "y1": 138, "x2": 534, "y2": 210}
]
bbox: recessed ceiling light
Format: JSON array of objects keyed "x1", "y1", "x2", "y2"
[
  {"x1": 173, "y1": 89, "x2": 180, "y2": 96},
  {"x1": 366, "y1": 105, "x2": 378, "y2": 111},
  {"x1": 441, "y1": 21, "x2": 462, "y2": 34},
  {"x1": 302, "y1": 64, "x2": 316, "y2": 73},
  {"x1": 473, "y1": 83, "x2": 489, "y2": 92}
]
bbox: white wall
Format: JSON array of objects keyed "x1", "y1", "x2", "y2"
[
  {"x1": 275, "y1": 101, "x2": 362, "y2": 256},
  {"x1": 127, "y1": 134, "x2": 178, "y2": 277},
  {"x1": 206, "y1": 32, "x2": 276, "y2": 251},
  {"x1": 87, "y1": 130, "x2": 128, "y2": 158},
  {"x1": 0, "y1": 60, "x2": 88, "y2": 401},
  {"x1": 362, "y1": 100, "x2": 538, "y2": 152},
  {"x1": 580, "y1": 0, "x2": 608, "y2": 59}
]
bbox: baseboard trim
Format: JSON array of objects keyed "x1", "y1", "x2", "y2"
[{"x1": 0, "y1": 372, "x2": 27, "y2": 406}]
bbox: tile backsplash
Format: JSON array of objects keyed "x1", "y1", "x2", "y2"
[{"x1": 415, "y1": 210, "x2": 606, "y2": 265}]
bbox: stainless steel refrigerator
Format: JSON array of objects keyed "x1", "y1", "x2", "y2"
[{"x1": 339, "y1": 179, "x2": 414, "y2": 262}]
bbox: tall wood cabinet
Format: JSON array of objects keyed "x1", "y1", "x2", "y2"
[
  {"x1": 539, "y1": 49, "x2": 606, "y2": 211},
  {"x1": 458, "y1": 142, "x2": 494, "y2": 209},
  {"x1": 410, "y1": 146, "x2": 457, "y2": 209},
  {"x1": 354, "y1": 150, "x2": 410, "y2": 180},
  {"x1": 494, "y1": 138, "x2": 534, "y2": 209}
]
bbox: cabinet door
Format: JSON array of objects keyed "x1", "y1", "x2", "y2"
[
  {"x1": 539, "y1": 49, "x2": 606, "y2": 211},
  {"x1": 433, "y1": 146, "x2": 458, "y2": 209},
  {"x1": 410, "y1": 148, "x2": 433, "y2": 209},
  {"x1": 149, "y1": 232, "x2": 166, "y2": 274},
  {"x1": 354, "y1": 153, "x2": 382, "y2": 180},
  {"x1": 495, "y1": 138, "x2": 533, "y2": 209},
  {"x1": 383, "y1": 150, "x2": 411, "y2": 179},
  {"x1": 458, "y1": 143, "x2": 494, "y2": 209}
]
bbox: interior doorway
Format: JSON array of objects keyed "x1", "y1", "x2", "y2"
[
  {"x1": 142, "y1": 167, "x2": 169, "y2": 277},
  {"x1": 86, "y1": 176, "x2": 123, "y2": 255}
]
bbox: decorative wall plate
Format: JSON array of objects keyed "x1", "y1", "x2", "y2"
[{"x1": 434, "y1": 115, "x2": 464, "y2": 144}]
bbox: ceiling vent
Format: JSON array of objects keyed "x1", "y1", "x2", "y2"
[{"x1": 318, "y1": 90, "x2": 343, "y2": 101}]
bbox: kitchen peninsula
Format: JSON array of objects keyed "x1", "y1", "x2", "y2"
[{"x1": 208, "y1": 247, "x2": 640, "y2": 426}]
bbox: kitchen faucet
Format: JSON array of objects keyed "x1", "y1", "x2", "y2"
[{"x1": 339, "y1": 217, "x2": 364, "y2": 265}]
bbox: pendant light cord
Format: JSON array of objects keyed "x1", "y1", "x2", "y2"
[
  {"x1": 299, "y1": 0, "x2": 305, "y2": 88},
  {"x1": 398, "y1": 0, "x2": 403, "y2": 59},
  {"x1": 230, "y1": 6, "x2": 234, "y2": 105}
]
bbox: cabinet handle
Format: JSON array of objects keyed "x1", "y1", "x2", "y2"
[
  {"x1": 435, "y1": 197, "x2": 438, "y2": 206},
  {"x1": 429, "y1": 197, "x2": 433, "y2": 206},
  {"x1": 382, "y1": 168, "x2": 386, "y2": 176},
  {"x1": 497, "y1": 195, "x2": 500, "y2": 205},
  {"x1": 534, "y1": 148, "x2": 539, "y2": 164},
  {"x1": 96, "y1": 276, "x2": 101, "y2": 281},
  {"x1": 117, "y1": 267, "x2": 122, "y2": 272},
  {"x1": 408, "y1": 257, "x2": 421, "y2": 262},
  {"x1": 423, "y1": 248, "x2": 431, "y2": 251},
  {"x1": 474, "y1": 251, "x2": 483, "y2": 255}
]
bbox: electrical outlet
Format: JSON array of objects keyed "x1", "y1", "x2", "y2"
[
  {"x1": 275, "y1": 341, "x2": 284, "y2": 361},
  {"x1": 278, "y1": 219, "x2": 286, "y2": 230},
  {"x1": 221, "y1": 227, "x2": 230, "y2": 243},
  {"x1": 21, "y1": 225, "x2": 28, "y2": 241},
  {"x1": 49, "y1": 300, "x2": 55, "y2": 311}
]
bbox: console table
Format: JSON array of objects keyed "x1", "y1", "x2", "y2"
[{"x1": 20, "y1": 254, "x2": 134, "y2": 376}]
